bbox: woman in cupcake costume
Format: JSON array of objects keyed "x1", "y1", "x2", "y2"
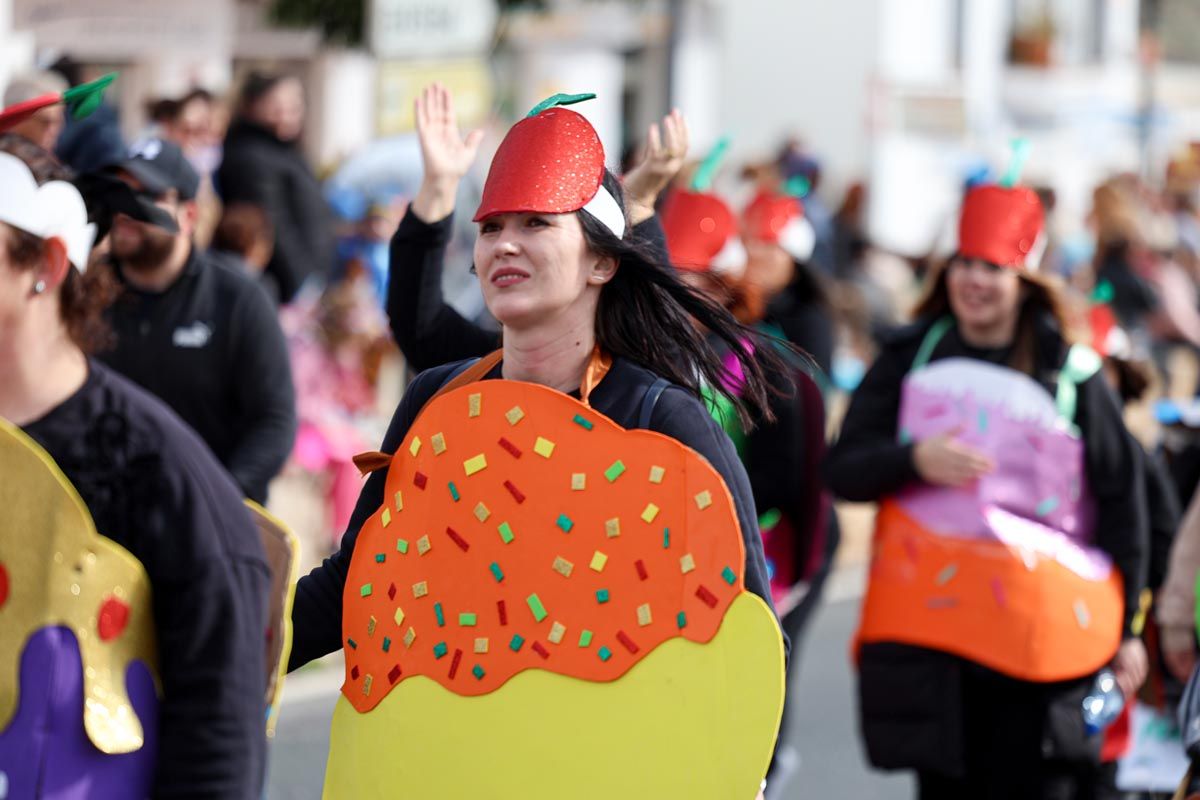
[
  {"x1": 825, "y1": 164, "x2": 1150, "y2": 797},
  {"x1": 289, "y1": 84, "x2": 788, "y2": 798}
]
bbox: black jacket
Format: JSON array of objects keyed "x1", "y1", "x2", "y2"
[
  {"x1": 824, "y1": 315, "x2": 1149, "y2": 775},
  {"x1": 99, "y1": 249, "x2": 297, "y2": 503},
  {"x1": 216, "y1": 120, "x2": 334, "y2": 302},
  {"x1": 24, "y1": 362, "x2": 270, "y2": 798},
  {"x1": 288, "y1": 355, "x2": 784, "y2": 670},
  {"x1": 386, "y1": 209, "x2": 671, "y2": 371}
]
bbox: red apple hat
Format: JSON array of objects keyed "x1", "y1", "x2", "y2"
[
  {"x1": 474, "y1": 93, "x2": 626, "y2": 238},
  {"x1": 742, "y1": 175, "x2": 817, "y2": 263},
  {"x1": 660, "y1": 138, "x2": 748, "y2": 276},
  {"x1": 958, "y1": 140, "x2": 1046, "y2": 271},
  {"x1": 0, "y1": 73, "x2": 116, "y2": 135}
]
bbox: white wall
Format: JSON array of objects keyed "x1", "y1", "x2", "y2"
[{"x1": 715, "y1": 0, "x2": 880, "y2": 191}]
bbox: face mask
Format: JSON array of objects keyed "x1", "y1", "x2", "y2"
[{"x1": 185, "y1": 144, "x2": 222, "y2": 177}]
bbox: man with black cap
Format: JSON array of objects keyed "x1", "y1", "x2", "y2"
[{"x1": 98, "y1": 137, "x2": 296, "y2": 503}]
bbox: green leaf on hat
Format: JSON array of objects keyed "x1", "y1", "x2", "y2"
[
  {"x1": 62, "y1": 73, "x2": 117, "y2": 121},
  {"x1": 524, "y1": 92, "x2": 597, "y2": 118},
  {"x1": 1091, "y1": 279, "x2": 1115, "y2": 304},
  {"x1": 783, "y1": 174, "x2": 811, "y2": 199},
  {"x1": 690, "y1": 136, "x2": 731, "y2": 192},
  {"x1": 998, "y1": 137, "x2": 1031, "y2": 188}
]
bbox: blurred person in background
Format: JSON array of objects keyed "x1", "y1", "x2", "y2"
[
  {"x1": 826, "y1": 179, "x2": 1149, "y2": 798},
  {"x1": 49, "y1": 56, "x2": 126, "y2": 174},
  {"x1": 335, "y1": 201, "x2": 401, "y2": 307},
  {"x1": 98, "y1": 137, "x2": 296, "y2": 504},
  {"x1": 0, "y1": 133, "x2": 269, "y2": 800},
  {"x1": 159, "y1": 87, "x2": 224, "y2": 247},
  {"x1": 217, "y1": 72, "x2": 334, "y2": 303},
  {"x1": 1, "y1": 70, "x2": 68, "y2": 151},
  {"x1": 210, "y1": 202, "x2": 279, "y2": 304}
]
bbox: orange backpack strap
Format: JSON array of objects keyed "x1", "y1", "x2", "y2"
[{"x1": 352, "y1": 351, "x2": 505, "y2": 476}]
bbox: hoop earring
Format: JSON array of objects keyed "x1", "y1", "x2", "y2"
[{"x1": 32, "y1": 280, "x2": 46, "y2": 296}]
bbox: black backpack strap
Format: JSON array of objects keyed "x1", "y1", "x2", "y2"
[{"x1": 637, "y1": 378, "x2": 672, "y2": 429}]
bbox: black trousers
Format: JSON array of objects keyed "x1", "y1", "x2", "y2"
[{"x1": 913, "y1": 661, "x2": 1102, "y2": 800}]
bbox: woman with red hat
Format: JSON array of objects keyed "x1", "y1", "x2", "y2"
[
  {"x1": 287, "y1": 84, "x2": 788, "y2": 796},
  {"x1": 825, "y1": 180, "x2": 1150, "y2": 797}
]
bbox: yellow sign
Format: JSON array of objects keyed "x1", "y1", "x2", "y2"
[{"x1": 377, "y1": 60, "x2": 492, "y2": 137}]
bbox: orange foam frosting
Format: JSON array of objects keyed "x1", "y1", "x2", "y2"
[{"x1": 341, "y1": 380, "x2": 746, "y2": 710}]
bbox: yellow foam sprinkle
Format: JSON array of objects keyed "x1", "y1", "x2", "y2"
[
  {"x1": 680, "y1": 554, "x2": 696, "y2": 574},
  {"x1": 533, "y1": 437, "x2": 555, "y2": 458},
  {"x1": 394, "y1": 607, "x2": 405, "y2": 627},
  {"x1": 590, "y1": 551, "x2": 608, "y2": 572},
  {"x1": 381, "y1": 508, "x2": 392, "y2": 527},
  {"x1": 571, "y1": 473, "x2": 586, "y2": 491},
  {"x1": 649, "y1": 465, "x2": 666, "y2": 484},
  {"x1": 605, "y1": 518, "x2": 620, "y2": 538},
  {"x1": 431, "y1": 433, "x2": 447, "y2": 455},
  {"x1": 505, "y1": 406, "x2": 525, "y2": 425},
  {"x1": 694, "y1": 490, "x2": 712, "y2": 510},
  {"x1": 637, "y1": 604, "x2": 653, "y2": 627},
  {"x1": 417, "y1": 535, "x2": 431, "y2": 555},
  {"x1": 404, "y1": 627, "x2": 416, "y2": 648},
  {"x1": 412, "y1": 581, "x2": 428, "y2": 598},
  {"x1": 641, "y1": 503, "x2": 660, "y2": 523},
  {"x1": 468, "y1": 393, "x2": 482, "y2": 417},
  {"x1": 474, "y1": 502, "x2": 491, "y2": 522},
  {"x1": 464, "y1": 454, "x2": 488, "y2": 476},
  {"x1": 409, "y1": 437, "x2": 422, "y2": 456},
  {"x1": 553, "y1": 556, "x2": 574, "y2": 578},
  {"x1": 394, "y1": 490, "x2": 403, "y2": 511},
  {"x1": 548, "y1": 622, "x2": 566, "y2": 644},
  {"x1": 474, "y1": 637, "x2": 489, "y2": 654}
]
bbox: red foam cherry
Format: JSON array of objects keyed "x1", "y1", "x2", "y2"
[{"x1": 97, "y1": 596, "x2": 130, "y2": 642}]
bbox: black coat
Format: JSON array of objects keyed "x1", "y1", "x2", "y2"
[
  {"x1": 216, "y1": 120, "x2": 334, "y2": 303},
  {"x1": 824, "y1": 314, "x2": 1149, "y2": 777}
]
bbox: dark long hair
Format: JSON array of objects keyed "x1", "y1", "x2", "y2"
[{"x1": 580, "y1": 170, "x2": 792, "y2": 428}]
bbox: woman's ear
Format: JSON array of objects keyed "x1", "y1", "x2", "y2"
[
  {"x1": 40, "y1": 237, "x2": 73, "y2": 292},
  {"x1": 589, "y1": 254, "x2": 618, "y2": 285}
]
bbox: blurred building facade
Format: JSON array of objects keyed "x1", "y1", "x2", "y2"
[{"x1": 4, "y1": 0, "x2": 1200, "y2": 259}]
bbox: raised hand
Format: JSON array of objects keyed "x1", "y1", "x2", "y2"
[
  {"x1": 623, "y1": 109, "x2": 689, "y2": 225},
  {"x1": 412, "y1": 82, "x2": 484, "y2": 222}
]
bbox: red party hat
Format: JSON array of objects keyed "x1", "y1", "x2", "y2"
[
  {"x1": 742, "y1": 189, "x2": 816, "y2": 262},
  {"x1": 958, "y1": 185, "x2": 1045, "y2": 270},
  {"x1": 0, "y1": 73, "x2": 117, "y2": 134},
  {"x1": 474, "y1": 93, "x2": 607, "y2": 223},
  {"x1": 661, "y1": 189, "x2": 744, "y2": 274}
]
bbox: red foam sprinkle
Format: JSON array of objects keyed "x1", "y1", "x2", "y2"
[
  {"x1": 97, "y1": 596, "x2": 130, "y2": 642},
  {"x1": 498, "y1": 437, "x2": 522, "y2": 458},
  {"x1": 388, "y1": 664, "x2": 402, "y2": 684},
  {"x1": 531, "y1": 641, "x2": 550, "y2": 660},
  {"x1": 413, "y1": 472, "x2": 428, "y2": 490},
  {"x1": 351, "y1": 665, "x2": 361, "y2": 680},
  {"x1": 634, "y1": 559, "x2": 648, "y2": 581},
  {"x1": 387, "y1": 582, "x2": 397, "y2": 600},
  {"x1": 695, "y1": 585, "x2": 719, "y2": 608},
  {"x1": 0, "y1": 563, "x2": 9, "y2": 608},
  {"x1": 445, "y1": 526, "x2": 470, "y2": 552},
  {"x1": 503, "y1": 480, "x2": 525, "y2": 504},
  {"x1": 497, "y1": 600, "x2": 508, "y2": 626},
  {"x1": 616, "y1": 630, "x2": 640, "y2": 654},
  {"x1": 449, "y1": 648, "x2": 463, "y2": 679}
]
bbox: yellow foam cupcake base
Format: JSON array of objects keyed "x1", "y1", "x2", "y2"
[{"x1": 323, "y1": 592, "x2": 785, "y2": 799}]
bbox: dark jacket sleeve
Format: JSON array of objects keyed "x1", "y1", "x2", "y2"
[
  {"x1": 1075, "y1": 373, "x2": 1149, "y2": 635},
  {"x1": 824, "y1": 343, "x2": 921, "y2": 501},
  {"x1": 288, "y1": 365, "x2": 453, "y2": 670},
  {"x1": 648, "y1": 386, "x2": 785, "y2": 654},
  {"x1": 745, "y1": 370, "x2": 806, "y2": 516},
  {"x1": 1144, "y1": 447, "x2": 1182, "y2": 590},
  {"x1": 150, "y1": 454, "x2": 271, "y2": 798},
  {"x1": 386, "y1": 209, "x2": 499, "y2": 371},
  {"x1": 224, "y1": 282, "x2": 297, "y2": 503}
]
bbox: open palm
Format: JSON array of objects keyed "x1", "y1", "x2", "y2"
[{"x1": 415, "y1": 82, "x2": 484, "y2": 182}]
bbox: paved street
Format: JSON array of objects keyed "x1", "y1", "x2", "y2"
[{"x1": 265, "y1": 565, "x2": 911, "y2": 799}]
